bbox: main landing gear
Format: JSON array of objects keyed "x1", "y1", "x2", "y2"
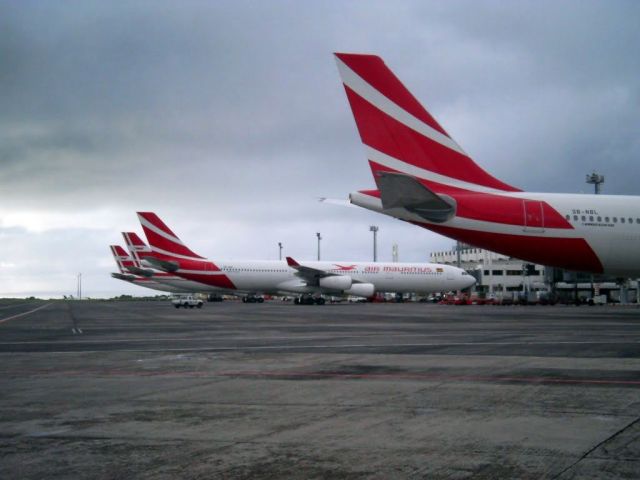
[
  {"x1": 242, "y1": 295, "x2": 264, "y2": 303},
  {"x1": 294, "y1": 295, "x2": 325, "y2": 305}
]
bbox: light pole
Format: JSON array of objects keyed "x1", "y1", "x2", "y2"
[
  {"x1": 77, "y1": 272, "x2": 82, "y2": 300},
  {"x1": 316, "y1": 232, "x2": 322, "y2": 261},
  {"x1": 369, "y1": 226, "x2": 379, "y2": 262},
  {"x1": 278, "y1": 242, "x2": 283, "y2": 261}
]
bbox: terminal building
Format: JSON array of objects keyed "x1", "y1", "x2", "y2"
[{"x1": 429, "y1": 243, "x2": 639, "y2": 303}]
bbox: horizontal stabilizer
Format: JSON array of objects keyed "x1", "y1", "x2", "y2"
[
  {"x1": 141, "y1": 256, "x2": 179, "y2": 273},
  {"x1": 126, "y1": 266, "x2": 155, "y2": 278},
  {"x1": 318, "y1": 197, "x2": 356, "y2": 208},
  {"x1": 376, "y1": 172, "x2": 456, "y2": 223},
  {"x1": 111, "y1": 272, "x2": 136, "y2": 281}
]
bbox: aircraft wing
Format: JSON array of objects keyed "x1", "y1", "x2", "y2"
[
  {"x1": 286, "y1": 256, "x2": 335, "y2": 285},
  {"x1": 376, "y1": 172, "x2": 456, "y2": 223}
]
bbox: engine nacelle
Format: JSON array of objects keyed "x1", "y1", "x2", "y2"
[
  {"x1": 344, "y1": 283, "x2": 375, "y2": 298},
  {"x1": 319, "y1": 275, "x2": 352, "y2": 291}
]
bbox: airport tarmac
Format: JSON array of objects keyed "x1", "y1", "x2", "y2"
[{"x1": 1, "y1": 300, "x2": 639, "y2": 479}]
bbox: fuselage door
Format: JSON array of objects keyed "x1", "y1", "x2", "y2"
[
  {"x1": 446, "y1": 268, "x2": 454, "y2": 280},
  {"x1": 523, "y1": 200, "x2": 545, "y2": 233}
]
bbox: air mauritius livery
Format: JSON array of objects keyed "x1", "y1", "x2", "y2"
[
  {"x1": 109, "y1": 245, "x2": 186, "y2": 293},
  {"x1": 335, "y1": 53, "x2": 640, "y2": 276},
  {"x1": 136, "y1": 211, "x2": 475, "y2": 303},
  {"x1": 122, "y1": 232, "x2": 231, "y2": 295}
]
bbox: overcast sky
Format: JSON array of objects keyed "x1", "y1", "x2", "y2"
[{"x1": 1, "y1": 0, "x2": 639, "y2": 298}]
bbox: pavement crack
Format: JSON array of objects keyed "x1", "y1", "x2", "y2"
[{"x1": 550, "y1": 415, "x2": 640, "y2": 479}]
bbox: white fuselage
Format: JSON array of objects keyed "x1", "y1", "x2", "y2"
[{"x1": 172, "y1": 259, "x2": 475, "y2": 296}]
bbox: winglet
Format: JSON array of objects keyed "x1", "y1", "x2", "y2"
[{"x1": 286, "y1": 256, "x2": 300, "y2": 268}]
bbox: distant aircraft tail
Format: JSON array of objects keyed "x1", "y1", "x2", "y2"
[
  {"x1": 123, "y1": 231, "x2": 152, "y2": 264},
  {"x1": 110, "y1": 245, "x2": 136, "y2": 274},
  {"x1": 136, "y1": 212, "x2": 236, "y2": 289},
  {"x1": 334, "y1": 53, "x2": 519, "y2": 194},
  {"x1": 137, "y1": 212, "x2": 205, "y2": 261},
  {"x1": 122, "y1": 232, "x2": 156, "y2": 277}
]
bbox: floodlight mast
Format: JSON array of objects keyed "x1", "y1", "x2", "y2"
[
  {"x1": 369, "y1": 225, "x2": 379, "y2": 262},
  {"x1": 586, "y1": 171, "x2": 604, "y2": 194},
  {"x1": 316, "y1": 233, "x2": 322, "y2": 261}
]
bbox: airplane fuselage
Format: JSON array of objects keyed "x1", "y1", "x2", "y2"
[
  {"x1": 351, "y1": 190, "x2": 640, "y2": 277},
  {"x1": 169, "y1": 259, "x2": 474, "y2": 295}
]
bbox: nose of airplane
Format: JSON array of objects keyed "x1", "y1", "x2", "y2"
[
  {"x1": 463, "y1": 274, "x2": 476, "y2": 289},
  {"x1": 455, "y1": 269, "x2": 475, "y2": 289}
]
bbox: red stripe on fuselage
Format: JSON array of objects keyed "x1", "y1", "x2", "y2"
[
  {"x1": 336, "y1": 53, "x2": 449, "y2": 137},
  {"x1": 142, "y1": 253, "x2": 236, "y2": 289},
  {"x1": 172, "y1": 272, "x2": 236, "y2": 290},
  {"x1": 345, "y1": 86, "x2": 519, "y2": 192},
  {"x1": 422, "y1": 223, "x2": 603, "y2": 273},
  {"x1": 368, "y1": 161, "x2": 572, "y2": 229}
]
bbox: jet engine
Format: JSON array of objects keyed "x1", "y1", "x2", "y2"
[
  {"x1": 345, "y1": 283, "x2": 375, "y2": 298},
  {"x1": 319, "y1": 275, "x2": 352, "y2": 291}
]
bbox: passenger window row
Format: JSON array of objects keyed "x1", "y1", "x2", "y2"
[{"x1": 565, "y1": 214, "x2": 639, "y2": 224}]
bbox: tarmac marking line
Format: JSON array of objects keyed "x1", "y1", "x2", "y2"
[
  {"x1": 1, "y1": 339, "x2": 640, "y2": 355},
  {"x1": 0, "y1": 303, "x2": 52, "y2": 325},
  {"x1": 3, "y1": 367, "x2": 640, "y2": 386},
  {"x1": 0, "y1": 339, "x2": 638, "y2": 347},
  {"x1": 2, "y1": 332, "x2": 638, "y2": 345}
]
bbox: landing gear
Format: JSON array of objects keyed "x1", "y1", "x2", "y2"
[
  {"x1": 242, "y1": 295, "x2": 265, "y2": 304},
  {"x1": 294, "y1": 295, "x2": 325, "y2": 305}
]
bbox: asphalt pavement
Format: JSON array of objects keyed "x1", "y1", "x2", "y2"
[{"x1": 1, "y1": 300, "x2": 639, "y2": 479}]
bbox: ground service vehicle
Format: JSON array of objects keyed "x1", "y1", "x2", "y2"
[{"x1": 172, "y1": 295, "x2": 203, "y2": 309}]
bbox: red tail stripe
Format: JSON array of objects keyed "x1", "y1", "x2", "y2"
[
  {"x1": 142, "y1": 228, "x2": 203, "y2": 259},
  {"x1": 126, "y1": 232, "x2": 147, "y2": 247},
  {"x1": 112, "y1": 245, "x2": 129, "y2": 257},
  {"x1": 138, "y1": 212, "x2": 179, "y2": 239},
  {"x1": 336, "y1": 53, "x2": 449, "y2": 137},
  {"x1": 346, "y1": 86, "x2": 519, "y2": 192}
]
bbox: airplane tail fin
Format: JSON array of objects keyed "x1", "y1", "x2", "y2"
[
  {"x1": 122, "y1": 231, "x2": 152, "y2": 264},
  {"x1": 137, "y1": 212, "x2": 205, "y2": 261},
  {"x1": 110, "y1": 245, "x2": 135, "y2": 274},
  {"x1": 334, "y1": 53, "x2": 519, "y2": 193}
]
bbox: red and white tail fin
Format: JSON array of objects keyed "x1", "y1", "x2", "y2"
[
  {"x1": 110, "y1": 245, "x2": 135, "y2": 274},
  {"x1": 122, "y1": 231, "x2": 152, "y2": 265},
  {"x1": 334, "y1": 53, "x2": 519, "y2": 194},
  {"x1": 137, "y1": 212, "x2": 204, "y2": 261}
]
